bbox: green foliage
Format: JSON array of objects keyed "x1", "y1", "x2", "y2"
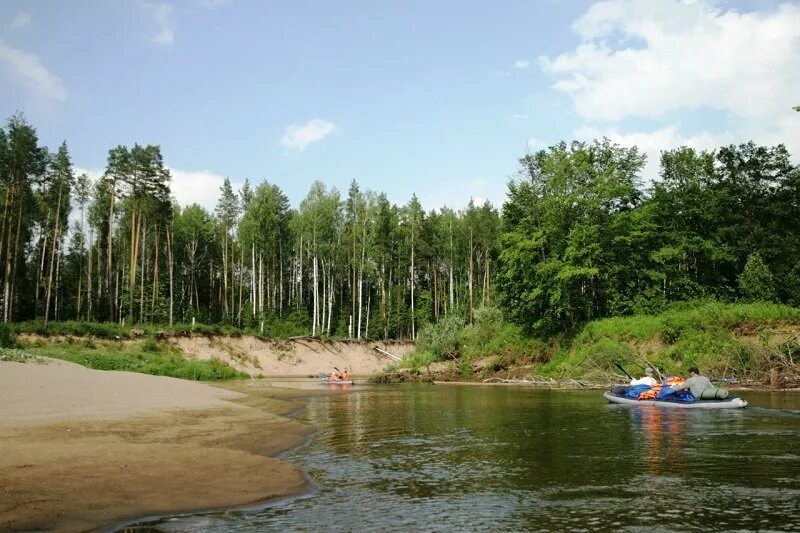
[
  {"x1": 739, "y1": 253, "x2": 777, "y2": 302},
  {"x1": 0, "y1": 347, "x2": 44, "y2": 363},
  {"x1": 3, "y1": 112, "x2": 799, "y2": 347},
  {"x1": 404, "y1": 306, "x2": 547, "y2": 374},
  {"x1": 262, "y1": 310, "x2": 310, "y2": 338},
  {"x1": 0, "y1": 323, "x2": 17, "y2": 348},
  {"x1": 415, "y1": 314, "x2": 465, "y2": 360},
  {"x1": 785, "y1": 262, "x2": 800, "y2": 307},
  {"x1": 459, "y1": 306, "x2": 545, "y2": 364},
  {"x1": 499, "y1": 140, "x2": 800, "y2": 337},
  {"x1": 540, "y1": 301, "x2": 800, "y2": 379},
  {"x1": 396, "y1": 350, "x2": 438, "y2": 371}
]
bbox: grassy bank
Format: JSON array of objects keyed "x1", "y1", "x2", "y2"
[
  {"x1": 11, "y1": 338, "x2": 245, "y2": 381},
  {"x1": 383, "y1": 301, "x2": 800, "y2": 385}
]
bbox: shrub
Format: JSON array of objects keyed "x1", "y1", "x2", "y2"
[{"x1": 415, "y1": 314, "x2": 465, "y2": 360}]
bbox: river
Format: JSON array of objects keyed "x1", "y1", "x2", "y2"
[{"x1": 126, "y1": 384, "x2": 800, "y2": 531}]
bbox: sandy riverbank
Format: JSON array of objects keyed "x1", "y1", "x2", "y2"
[
  {"x1": 0, "y1": 358, "x2": 325, "y2": 532},
  {"x1": 18, "y1": 334, "x2": 414, "y2": 377}
]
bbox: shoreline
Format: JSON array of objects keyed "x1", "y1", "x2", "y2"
[{"x1": 0, "y1": 358, "x2": 329, "y2": 532}]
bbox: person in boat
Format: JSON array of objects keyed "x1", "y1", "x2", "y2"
[
  {"x1": 671, "y1": 366, "x2": 729, "y2": 400},
  {"x1": 343, "y1": 369, "x2": 351, "y2": 381},
  {"x1": 329, "y1": 369, "x2": 341, "y2": 381},
  {"x1": 629, "y1": 367, "x2": 658, "y2": 387}
]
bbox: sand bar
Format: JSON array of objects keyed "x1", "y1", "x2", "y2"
[{"x1": 0, "y1": 358, "x2": 318, "y2": 532}]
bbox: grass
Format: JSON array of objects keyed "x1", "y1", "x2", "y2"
[
  {"x1": 541, "y1": 301, "x2": 800, "y2": 381},
  {"x1": 0, "y1": 347, "x2": 46, "y2": 363},
  {"x1": 379, "y1": 300, "x2": 800, "y2": 384},
  {"x1": 19, "y1": 339, "x2": 246, "y2": 381}
]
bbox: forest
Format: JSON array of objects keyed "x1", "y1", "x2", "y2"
[{"x1": 1, "y1": 113, "x2": 798, "y2": 340}]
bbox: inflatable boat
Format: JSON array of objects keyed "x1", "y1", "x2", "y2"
[
  {"x1": 603, "y1": 391, "x2": 747, "y2": 409},
  {"x1": 321, "y1": 378, "x2": 354, "y2": 385}
]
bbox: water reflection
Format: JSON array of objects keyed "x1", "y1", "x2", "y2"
[
  {"x1": 124, "y1": 387, "x2": 800, "y2": 532},
  {"x1": 629, "y1": 407, "x2": 686, "y2": 477}
]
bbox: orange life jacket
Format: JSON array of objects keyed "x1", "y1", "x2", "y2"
[{"x1": 638, "y1": 377, "x2": 685, "y2": 400}]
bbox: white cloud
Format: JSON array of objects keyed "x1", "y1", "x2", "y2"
[
  {"x1": 0, "y1": 40, "x2": 67, "y2": 103},
  {"x1": 540, "y1": 1, "x2": 800, "y2": 122},
  {"x1": 280, "y1": 119, "x2": 336, "y2": 151},
  {"x1": 170, "y1": 168, "x2": 241, "y2": 210},
  {"x1": 540, "y1": 0, "x2": 800, "y2": 164},
  {"x1": 10, "y1": 13, "x2": 30, "y2": 29},
  {"x1": 512, "y1": 59, "x2": 531, "y2": 69},
  {"x1": 74, "y1": 166, "x2": 237, "y2": 212},
  {"x1": 73, "y1": 167, "x2": 103, "y2": 183},
  {"x1": 512, "y1": 113, "x2": 530, "y2": 120},
  {"x1": 140, "y1": 3, "x2": 175, "y2": 45},
  {"x1": 471, "y1": 196, "x2": 487, "y2": 206},
  {"x1": 572, "y1": 124, "x2": 732, "y2": 181},
  {"x1": 199, "y1": 0, "x2": 232, "y2": 8},
  {"x1": 527, "y1": 137, "x2": 539, "y2": 149}
]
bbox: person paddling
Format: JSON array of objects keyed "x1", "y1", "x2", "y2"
[
  {"x1": 672, "y1": 366, "x2": 729, "y2": 399},
  {"x1": 629, "y1": 367, "x2": 657, "y2": 387}
]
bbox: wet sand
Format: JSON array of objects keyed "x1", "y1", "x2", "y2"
[{"x1": 0, "y1": 358, "x2": 325, "y2": 532}]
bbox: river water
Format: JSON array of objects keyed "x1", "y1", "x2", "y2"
[{"x1": 129, "y1": 385, "x2": 800, "y2": 532}]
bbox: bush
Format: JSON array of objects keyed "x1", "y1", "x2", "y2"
[{"x1": 415, "y1": 314, "x2": 465, "y2": 360}]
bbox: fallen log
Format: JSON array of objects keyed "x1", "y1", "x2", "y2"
[{"x1": 373, "y1": 346, "x2": 402, "y2": 361}]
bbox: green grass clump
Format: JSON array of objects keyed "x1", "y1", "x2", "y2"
[
  {"x1": 21, "y1": 340, "x2": 245, "y2": 381},
  {"x1": 0, "y1": 347, "x2": 45, "y2": 363},
  {"x1": 540, "y1": 301, "x2": 800, "y2": 380}
]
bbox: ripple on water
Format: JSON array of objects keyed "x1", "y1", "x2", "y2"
[{"x1": 123, "y1": 388, "x2": 800, "y2": 532}]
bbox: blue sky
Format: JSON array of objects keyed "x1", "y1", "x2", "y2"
[{"x1": 1, "y1": 0, "x2": 798, "y2": 211}]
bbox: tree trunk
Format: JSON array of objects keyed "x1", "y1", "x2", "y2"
[
  {"x1": 312, "y1": 253, "x2": 318, "y2": 336},
  {"x1": 139, "y1": 216, "x2": 146, "y2": 323},
  {"x1": 365, "y1": 290, "x2": 371, "y2": 339},
  {"x1": 9, "y1": 202, "x2": 24, "y2": 320},
  {"x1": 237, "y1": 245, "x2": 243, "y2": 326},
  {"x1": 129, "y1": 207, "x2": 138, "y2": 321},
  {"x1": 54, "y1": 239, "x2": 62, "y2": 321},
  {"x1": 259, "y1": 252, "x2": 264, "y2": 316},
  {"x1": 3, "y1": 185, "x2": 16, "y2": 323},
  {"x1": 106, "y1": 181, "x2": 119, "y2": 320},
  {"x1": 380, "y1": 260, "x2": 386, "y2": 339},
  {"x1": 166, "y1": 226, "x2": 173, "y2": 326},
  {"x1": 87, "y1": 227, "x2": 94, "y2": 321},
  {"x1": 410, "y1": 229, "x2": 415, "y2": 340},
  {"x1": 468, "y1": 226, "x2": 474, "y2": 324},
  {"x1": 151, "y1": 225, "x2": 159, "y2": 322},
  {"x1": 222, "y1": 230, "x2": 228, "y2": 318},
  {"x1": 278, "y1": 236, "x2": 284, "y2": 315},
  {"x1": 251, "y1": 242, "x2": 256, "y2": 318},
  {"x1": 35, "y1": 231, "x2": 47, "y2": 319}
]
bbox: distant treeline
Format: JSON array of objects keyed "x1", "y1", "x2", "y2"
[{"x1": 1, "y1": 113, "x2": 798, "y2": 338}]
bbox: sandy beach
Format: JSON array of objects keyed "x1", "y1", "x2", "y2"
[{"x1": 0, "y1": 358, "x2": 324, "y2": 532}]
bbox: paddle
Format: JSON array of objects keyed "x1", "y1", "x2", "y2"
[{"x1": 613, "y1": 360, "x2": 634, "y2": 381}]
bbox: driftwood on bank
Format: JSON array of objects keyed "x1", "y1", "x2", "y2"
[{"x1": 373, "y1": 346, "x2": 402, "y2": 361}]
